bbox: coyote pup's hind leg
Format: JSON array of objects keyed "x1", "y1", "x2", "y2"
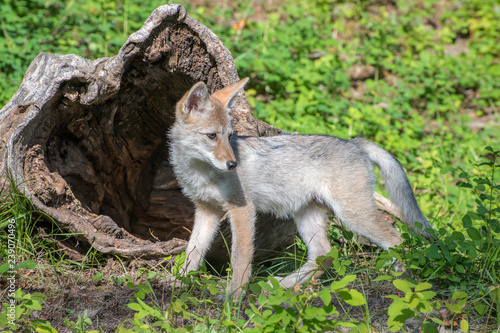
[
  {"x1": 277, "y1": 206, "x2": 332, "y2": 288},
  {"x1": 330, "y1": 191, "x2": 403, "y2": 250}
]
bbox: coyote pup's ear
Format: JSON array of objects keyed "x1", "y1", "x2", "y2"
[
  {"x1": 182, "y1": 82, "x2": 210, "y2": 115},
  {"x1": 212, "y1": 77, "x2": 249, "y2": 110}
]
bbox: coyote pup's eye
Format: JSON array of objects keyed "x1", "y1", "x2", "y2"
[
  {"x1": 228, "y1": 133, "x2": 233, "y2": 140},
  {"x1": 207, "y1": 133, "x2": 217, "y2": 140}
]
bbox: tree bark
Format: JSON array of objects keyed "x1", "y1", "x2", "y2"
[
  {"x1": 0, "y1": 5, "x2": 400, "y2": 265},
  {"x1": 0, "y1": 5, "x2": 294, "y2": 264}
]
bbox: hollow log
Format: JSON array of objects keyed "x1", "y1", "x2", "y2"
[
  {"x1": 0, "y1": 4, "x2": 295, "y2": 264},
  {"x1": 0, "y1": 5, "x2": 400, "y2": 266}
]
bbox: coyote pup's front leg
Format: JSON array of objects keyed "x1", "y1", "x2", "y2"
[
  {"x1": 226, "y1": 204, "x2": 256, "y2": 298},
  {"x1": 183, "y1": 201, "x2": 224, "y2": 275}
]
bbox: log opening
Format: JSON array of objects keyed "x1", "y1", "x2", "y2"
[{"x1": 0, "y1": 5, "x2": 293, "y2": 261}]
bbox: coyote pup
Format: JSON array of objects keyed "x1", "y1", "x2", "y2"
[{"x1": 169, "y1": 78, "x2": 432, "y2": 297}]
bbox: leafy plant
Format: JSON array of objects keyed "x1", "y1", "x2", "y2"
[
  {"x1": 62, "y1": 310, "x2": 99, "y2": 333},
  {"x1": 386, "y1": 280, "x2": 469, "y2": 332},
  {"x1": 0, "y1": 287, "x2": 56, "y2": 333},
  {"x1": 0, "y1": 0, "x2": 499, "y2": 331},
  {"x1": 244, "y1": 275, "x2": 368, "y2": 332},
  {"x1": 386, "y1": 148, "x2": 497, "y2": 284}
]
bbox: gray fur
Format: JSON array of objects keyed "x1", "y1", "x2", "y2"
[{"x1": 168, "y1": 80, "x2": 433, "y2": 296}]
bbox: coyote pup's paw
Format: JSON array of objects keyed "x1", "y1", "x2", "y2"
[{"x1": 271, "y1": 275, "x2": 302, "y2": 289}]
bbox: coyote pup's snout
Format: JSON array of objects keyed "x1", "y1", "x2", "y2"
[{"x1": 226, "y1": 160, "x2": 237, "y2": 170}]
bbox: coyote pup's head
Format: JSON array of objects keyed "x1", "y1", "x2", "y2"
[{"x1": 174, "y1": 78, "x2": 249, "y2": 172}]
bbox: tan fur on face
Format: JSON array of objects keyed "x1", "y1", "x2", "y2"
[
  {"x1": 175, "y1": 80, "x2": 249, "y2": 168},
  {"x1": 183, "y1": 107, "x2": 236, "y2": 166},
  {"x1": 208, "y1": 99, "x2": 236, "y2": 164}
]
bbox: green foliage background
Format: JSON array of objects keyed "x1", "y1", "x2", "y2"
[
  {"x1": 1, "y1": 0, "x2": 499, "y2": 331},
  {"x1": 1, "y1": 0, "x2": 498, "y2": 222}
]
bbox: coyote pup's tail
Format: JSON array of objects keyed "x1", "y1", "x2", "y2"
[{"x1": 357, "y1": 139, "x2": 433, "y2": 239}]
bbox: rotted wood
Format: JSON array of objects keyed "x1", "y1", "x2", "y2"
[
  {"x1": 0, "y1": 4, "x2": 290, "y2": 264},
  {"x1": 0, "y1": 4, "x2": 401, "y2": 265}
]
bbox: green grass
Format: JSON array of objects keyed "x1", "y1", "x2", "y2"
[{"x1": 1, "y1": 0, "x2": 500, "y2": 331}]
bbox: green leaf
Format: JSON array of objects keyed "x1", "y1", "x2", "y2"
[
  {"x1": 249, "y1": 283, "x2": 262, "y2": 295},
  {"x1": 466, "y1": 227, "x2": 481, "y2": 241},
  {"x1": 17, "y1": 260, "x2": 36, "y2": 269},
  {"x1": 134, "y1": 289, "x2": 145, "y2": 300},
  {"x1": 260, "y1": 280, "x2": 275, "y2": 293},
  {"x1": 208, "y1": 285, "x2": 219, "y2": 296},
  {"x1": 330, "y1": 275, "x2": 356, "y2": 291},
  {"x1": 473, "y1": 301, "x2": 487, "y2": 315},
  {"x1": 0, "y1": 262, "x2": 9, "y2": 274},
  {"x1": 387, "y1": 304, "x2": 414, "y2": 330},
  {"x1": 477, "y1": 205, "x2": 489, "y2": 215},
  {"x1": 456, "y1": 181, "x2": 472, "y2": 188},
  {"x1": 127, "y1": 303, "x2": 142, "y2": 311},
  {"x1": 137, "y1": 283, "x2": 152, "y2": 294},
  {"x1": 427, "y1": 244, "x2": 442, "y2": 259},
  {"x1": 92, "y1": 272, "x2": 104, "y2": 281},
  {"x1": 451, "y1": 291, "x2": 468, "y2": 301},
  {"x1": 462, "y1": 215, "x2": 472, "y2": 228},
  {"x1": 414, "y1": 282, "x2": 432, "y2": 292},
  {"x1": 421, "y1": 322, "x2": 439, "y2": 333},
  {"x1": 26, "y1": 299, "x2": 42, "y2": 311},
  {"x1": 460, "y1": 319, "x2": 469, "y2": 332},
  {"x1": 451, "y1": 231, "x2": 465, "y2": 241},
  {"x1": 338, "y1": 289, "x2": 366, "y2": 306},
  {"x1": 258, "y1": 293, "x2": 267, "y2": 306},
  {"x1": 454, "y1": 264, "x2": 465, "y2": 274},
  {"x1": 320, "y1": 289, "x2": 331, "y2": 306},
  {"x1": 430, "y1": 317, "x2": 445, "y2": 325},
  {"x1": 393, "y1": 279, "x2": 412, "y2": 293},
  {"x1": 418, "y1": 291, "x2": 437, "y2": 301},
  {"x1": 33, "y1": 320, "x2": 58, "y2": 333}
]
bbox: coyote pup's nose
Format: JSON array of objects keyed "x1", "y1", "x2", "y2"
[{"x1": 227, "y1": 161, "x2": 237, "y2": 170}]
